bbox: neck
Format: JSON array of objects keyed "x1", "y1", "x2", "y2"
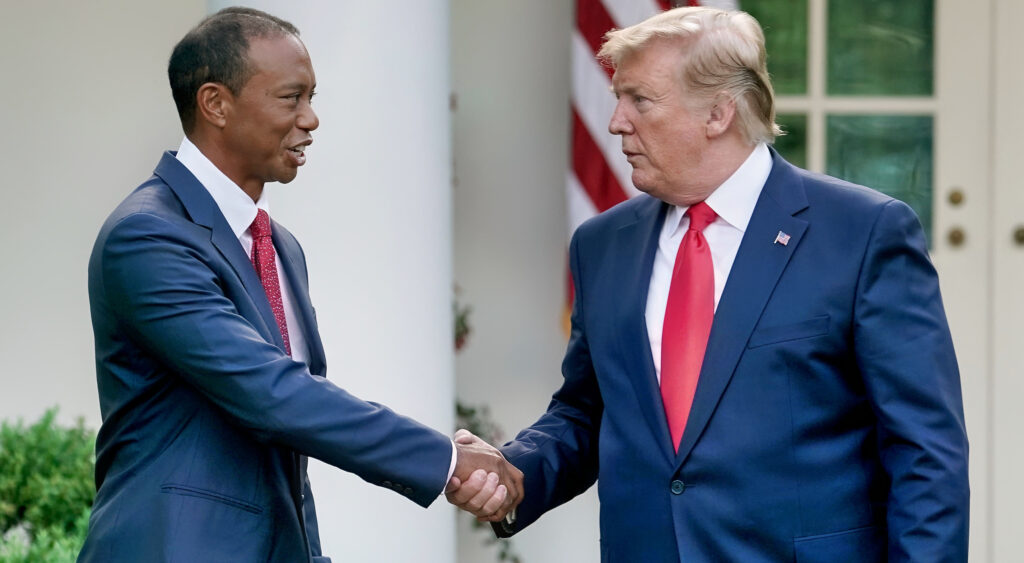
[
  {"x1": 187, "y1": 133, "x2": 264, "y2": 202},
  {"x1": 675, "y1": 139, "x2": 756, "y2": 206}
]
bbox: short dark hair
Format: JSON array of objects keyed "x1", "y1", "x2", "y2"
[{"x1": 168, "y1": 7, "x2": 300, "y2": 133}]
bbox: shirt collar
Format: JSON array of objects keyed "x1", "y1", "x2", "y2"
[
  {"x1": 665, "y1": 142, "x2": 773, "y2": 235},
  {"x1": 175, "y1": 136, "x2": 269, "y2": 239}
]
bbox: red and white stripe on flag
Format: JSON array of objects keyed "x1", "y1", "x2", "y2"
[
  {"x1": 564, "y1": 0, "x2": 738, "y2": 330},
  {"x1": 688, "y1": 0, "x2": 740, "y2": 10}
]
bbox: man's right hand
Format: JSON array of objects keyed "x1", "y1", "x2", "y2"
[{"x1": 445, "y1": 429, "x2": 523, "y2": 522}]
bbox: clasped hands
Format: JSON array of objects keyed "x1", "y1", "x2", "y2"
[{"x1": 445, "y1": 429, "x2": 523, "y2": 522}]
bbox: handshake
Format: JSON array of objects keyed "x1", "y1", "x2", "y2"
[{"x1": 444, "y1": 429, "x2": 524, "y2": 523}]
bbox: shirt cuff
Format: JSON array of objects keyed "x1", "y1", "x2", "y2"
[{"x1": 442, "y1": 438, "x2": 457, "y2": 496}]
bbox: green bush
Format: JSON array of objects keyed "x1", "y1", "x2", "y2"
[{"x1": 0, "y1": 408, "x2": 95, "y2": 563}]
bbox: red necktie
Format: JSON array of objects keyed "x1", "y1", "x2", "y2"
[
  {"x1": 250, "y1": 209, "x2": 291, "y2": 355},
  {"x1": 661, "y1": 202, "x2": 716, "y2": 452}
]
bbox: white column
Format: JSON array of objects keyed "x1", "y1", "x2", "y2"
[{"x1": 206, "y1": 1, "x2": 455, "y2": 560}]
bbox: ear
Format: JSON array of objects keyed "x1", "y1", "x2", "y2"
[
  {"x1": 705, "y1": 93, "x2": 737, "y2": 139},
  {"x1": 195, "y1": 82, "x2": 232, "y2": 129}
]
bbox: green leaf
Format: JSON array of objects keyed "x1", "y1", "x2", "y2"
[{"x1": 0, "y1": 408, "x2": 95, "y2": 560}]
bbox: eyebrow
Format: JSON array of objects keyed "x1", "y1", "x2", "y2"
[
  {"x1": 277, "y1": 82, "x2": 314, "y2": 92},
  {"x1": 611, "y1": 83, "x2": 641, "y2": 96}
]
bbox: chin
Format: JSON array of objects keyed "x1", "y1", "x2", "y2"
[
  {"x1": 631, "y1": 178, "x2": 655, "y2": 196},
  {"x1": 274, "y1": 170, "x2": 299, "y2": 184}
]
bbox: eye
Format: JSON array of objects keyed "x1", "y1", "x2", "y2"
[{"x1": 633, "y1": 95, "x2": 655, "y2": 113}]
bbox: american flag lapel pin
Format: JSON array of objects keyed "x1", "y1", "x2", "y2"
[{"x1": 774, "y1": 231, "x2": 791, "y2": 246}]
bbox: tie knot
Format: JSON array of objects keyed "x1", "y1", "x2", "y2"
[
  {"x1": 686, "y1": 202, "x2": 716, "y2": 232},
  {"x1": 250, "y1": 209, "x2": 272, "y2": 239}
]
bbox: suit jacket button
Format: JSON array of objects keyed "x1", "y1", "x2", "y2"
[
  {"x1": 404, "y1": 487, "x2": 413, "y2": 496},
  {"x1": 670, "y1": 480, "x2": 685, "y2": 495},
  {"x1": 383, "y1": 481, "x2": 393, "y2": 488}
]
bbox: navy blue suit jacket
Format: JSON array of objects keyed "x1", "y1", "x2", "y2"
[
  {"x1": 79, "y1": 152, "x2": 452, "y2": 562},
  {"x1": 497, "y1": 151, "x2": 969, "y2": 562}
]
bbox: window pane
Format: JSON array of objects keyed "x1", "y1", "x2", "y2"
[
  {"x1": 827, "y1": 0, "x2": 934, "y2": 96},
  {"x1": 744, "y1": 0, "x2": 808, "y2": 95},
  {"x1": 826, "y1": 115, "x2": 933, "y2": 241},
  {"x1": 772, "y1": 113, "x2": 807, "y2": 168}
]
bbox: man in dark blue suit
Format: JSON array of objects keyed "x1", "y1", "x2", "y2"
[
  {"x1": 449, "y1": 6, "x2": 968, "y2": 562},
  {"x1": 79, "y1": 8, "x2": 521, "y2": 562}
]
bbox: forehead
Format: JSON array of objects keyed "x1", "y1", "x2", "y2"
[
  {"x1": 611, "y1": 39, "x2": 684, "y2": 91},
  {"x1": 244, "y1": 34, "x2": 316, "y2": 88}
]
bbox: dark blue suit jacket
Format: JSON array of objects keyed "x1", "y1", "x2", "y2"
[
  {"x1": 497, "y1": 151, "x2": 969, "y2": 562},
  {"x1": 79, "y1": 152, "x2": 452, "y2": 563}
]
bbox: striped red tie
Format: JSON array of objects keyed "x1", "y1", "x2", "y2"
[
  {"x1": 250, "y1": 209, "x2": 291, "y2": 356},
  {"x1": 661, "y1": 202, "x2": 716, "y2": 452}
]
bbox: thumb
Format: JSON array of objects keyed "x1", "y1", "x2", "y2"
[
  {"x1": 454, "y1": 431, "x2": 480, "y2": 445},
  {"x1": 444, "y1": 475, "x2": 462, "y2": 494}
]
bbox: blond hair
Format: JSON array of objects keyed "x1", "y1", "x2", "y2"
[{"x1": 598, "y1": 6, "x2": 781, "y2": 144}]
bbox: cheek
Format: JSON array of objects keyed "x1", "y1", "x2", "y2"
[
  {"x1": 646, "y1": 129, "x2": 679, "y2": 162},
  {"x1": 666, "y1": 127, "x2": 700, "y2": 154}
]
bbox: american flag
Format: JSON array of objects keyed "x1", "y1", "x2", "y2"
[{"x1": 565, "y1": 0, "x2": 740, "y2": 327}]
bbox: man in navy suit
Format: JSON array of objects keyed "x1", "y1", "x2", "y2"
[
  {"x1": 448, "y1": 6, "x2": 968, "y2": 562},
  {"x1": 79, "y1": 8, "x2": 520, "y2": 562}
]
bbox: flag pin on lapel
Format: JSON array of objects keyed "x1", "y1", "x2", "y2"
[{"x1": 774, "y1": 231, "x2": 791, "y2": 246}]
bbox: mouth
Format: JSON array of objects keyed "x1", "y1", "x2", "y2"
[{"x1": 286, "y1": 140, "x2": 312, "y2": 166}]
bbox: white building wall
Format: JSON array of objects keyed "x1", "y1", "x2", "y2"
[
  {"x1": 451, "y1": 2, "x2": 601, "y2": 561},
  {"x1": 0, "y1": 1, "x2": 205, "y2": 427}
]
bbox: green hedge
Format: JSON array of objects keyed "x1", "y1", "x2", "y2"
[{"x1": 0, "y1": 409, "x2": 95, "y2": 563}]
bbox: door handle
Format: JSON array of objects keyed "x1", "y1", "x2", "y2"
[
  {"x1": 948, "y1": 227, "x2": 965, "y2": 247},
  {"x1": 948, "y1": 188, "x2": 964, "y2": 206}
]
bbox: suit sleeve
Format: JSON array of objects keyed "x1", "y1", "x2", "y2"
[
  {"x1": 97, "y1": 212, "x2": 452, "y2": 508},
  {"x1": 853, "y1": 200, "x2": 970, "y2": 561},
  {"x1": 494, "y1": 231, "x2": 604, "y2": 537}
]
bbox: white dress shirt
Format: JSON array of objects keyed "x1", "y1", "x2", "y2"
[
  {"x1": 174, "y1": 137, "x2": 457, "y2": 494},
  {"x1": 645, "y1": 142, "x2": 773, "y2": 383}
]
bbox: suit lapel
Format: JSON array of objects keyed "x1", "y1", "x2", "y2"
[
  {"x1": 153, "y1": 152, "x2": 285, "y2": 351},
  {"x1": 674, "y1": 151, "x2": 810, "y2": 467},
  {"x1": 614, "y1": 198, "x2": 676, "y2": 465},
  {"x1": 273, "y1": 223, "x2": 327, "y2": 376}
]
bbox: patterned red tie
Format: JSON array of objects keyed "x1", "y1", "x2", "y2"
[
  {"x1": 250, "y1": 209, "x2": 291, "y2": 356},
  {"x1": 661, "y1": 201, "x2": 717, "y2": 452}
]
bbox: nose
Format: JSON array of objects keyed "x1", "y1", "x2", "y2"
[
  {"x1": 608, "y1": 99, "x2": 632, "y2": 136},
  {"x1": 299, "y1": 102, "x2": 319, "y2": 132}
]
